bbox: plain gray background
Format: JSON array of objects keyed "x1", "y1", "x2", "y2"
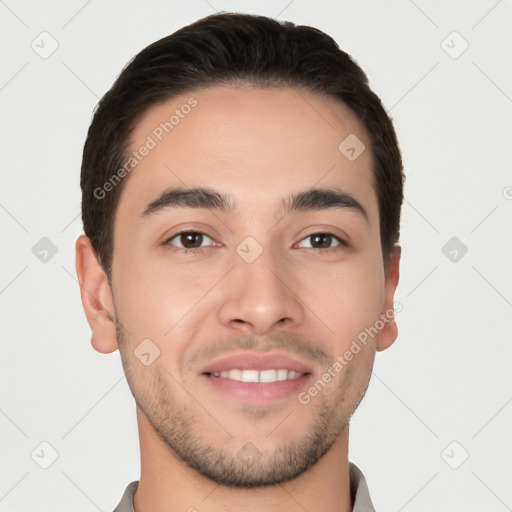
[{"x1": 1, "y1": 0, "x2": 511, "y2": 510}]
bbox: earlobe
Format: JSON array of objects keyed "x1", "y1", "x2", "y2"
[
  {"x1": 75, "y1": 234, "x2": 119, "y2": 354},
  {"x1": 376, "y1": 244, "x2": 401, "y2": 352}
]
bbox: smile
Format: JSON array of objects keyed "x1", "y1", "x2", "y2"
[{"x1": 207, "y1": 369, "x2": 305, "y2": 383}]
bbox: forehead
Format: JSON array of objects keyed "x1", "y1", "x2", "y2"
[{"x1": 115, "y1": 85, "x2": 377, "y2": 227}]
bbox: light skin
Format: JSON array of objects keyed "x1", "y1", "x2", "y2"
[{"x1": 76, "y1": 85, "x2": 400, "y2": 512}]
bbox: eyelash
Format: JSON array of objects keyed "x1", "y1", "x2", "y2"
[{"x1": 164, "y1": 230, "x2": 348, "y2": 254}]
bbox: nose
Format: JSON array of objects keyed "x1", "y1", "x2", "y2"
[{"x1": 218, "y1": 247, "x2": 305, "y2": 335}]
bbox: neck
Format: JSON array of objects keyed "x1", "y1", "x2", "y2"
[{"x1": 133, "y1": 407, "x2": 353, "y2": 512}]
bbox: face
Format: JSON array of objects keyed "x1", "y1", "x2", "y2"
[{"x1": 99, "y1": 86, "x2": 399, "y2": 487}]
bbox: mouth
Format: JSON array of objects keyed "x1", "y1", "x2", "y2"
[
  {"x1": 205, "y1": 368, "x2": 307, "y2": 383},
  {"x1": 199, "y1": 351, "x2": 314, "y2": 404}
]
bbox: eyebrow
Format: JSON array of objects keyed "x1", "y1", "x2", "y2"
[{"x1": 140, "y1": 186, "x2": 369, "y2": 223}]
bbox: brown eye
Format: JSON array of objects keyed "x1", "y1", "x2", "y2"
[
  {"x1": 179, "y1": 232, "x2": 203, "y2": 248},
  {"x1": 311, "y1": 233, "x2": 333, "y2": 249},
  {"x1": 297, "y1": 232, "x2": 346, "y2": 251},
  {"x1": 166, "y1": 231, "x2": 214, "y2": 251}
]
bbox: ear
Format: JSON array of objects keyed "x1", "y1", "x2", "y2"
[
  {"x1": 75, "y1": 234, "x2": 119, "y2": 354},
  {"x1": 376, "y1": 244, "x2": 401, "y2": 352}
]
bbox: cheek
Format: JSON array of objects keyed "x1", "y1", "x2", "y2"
[
  {"x1": 113, "y1": 257, "x2": 207, "y2": 344},
  {"x1": 303, "y1": 259, "x2": 384, "y2": 346}
]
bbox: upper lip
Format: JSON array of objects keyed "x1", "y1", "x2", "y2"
[{"x1": 200, "y1": 351, "x2": 313, "y2": 375}]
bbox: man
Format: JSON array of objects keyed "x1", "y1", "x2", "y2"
[{"x1": 75, "y1": 11, "x2": 403, "y2": 512}]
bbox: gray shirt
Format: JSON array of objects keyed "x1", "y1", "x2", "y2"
[{"x1": 113, "y1": 462, "x2": 376, "y2": 511}]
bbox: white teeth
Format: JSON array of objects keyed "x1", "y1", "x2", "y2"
[
  {"x1": 241, "y1": 369, "x2": 260, "y2": 383},
  {"x1": 211, "y1": 369, "x2": 303, "y2": 383},
  {"x1": 229, "y1": 369, "x2": 242, "y2": 381},
  {"x1": 276, "y1": 369, "x2": 288, "y2": 381},
  {"x1": 259, "y1": 369, "x2": 277, "y2": 383}
]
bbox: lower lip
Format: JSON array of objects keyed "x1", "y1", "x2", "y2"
[{"x1": 202, "y1": 373, "x2": 313, "y2": 404}]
